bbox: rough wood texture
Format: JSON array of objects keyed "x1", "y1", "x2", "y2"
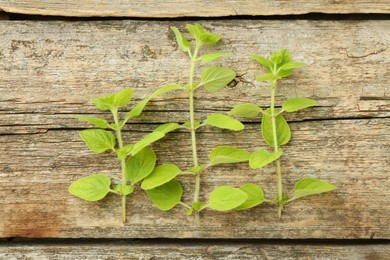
[
  {"x1": 0, "y1": 20, "x2": 389, "y2": 239},
  {"x1": 1, "y1": 0, "x2": 390, "y2": 17},
  {"x1": 0, "y1": 241, "x2": 389, "y2": 259}
]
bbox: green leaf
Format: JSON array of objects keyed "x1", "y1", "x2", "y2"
[
  {"x1": 209, "y1": 146, "x2": 250, "y2": 165},
  {"x1": 208, "y1": 186, "x2": 248, "y2": 211},
  {"x1": 74, "y1": 116, "x2": 109, "y2": 128},
  {"x1": 249, "y1": 149, "x2": 283, "y2": 169},
  {"x1": 68, "y1": 174, "x2": 111, "y2": 202},
  {"x1": 126, "y1": 84, "x2": 182, "y2": 119},
  {"x1": 187, "y1": 23, "x2": 202, "y2": 40},
  {"x1": 146, "y1": 180, "x2": 183, "y2": 211},
  {"x1": 189, "y1": 165, "x2": 207, "y2": 173},
  {"x1": 270, "y1": 49, "x2": 292, "y2": 65},
  {"x1": 282, "y1": 97, "x2": 318, "y2": 112},
  {"x1": 114, "y1": 184, "x2": 134, "y2": 196},
  {"x1": 117, "y1": 144, "x2": 134, "y2": 160},
  {"x1": 182, "y1": 121, "x2": 201, "y2": 129},
  {"x1": 92, "y1": 94, "x2": 116, "y2": 111},
  {"x1": 126, "y1": 147, "x2": 156, "y2": 184},
  {"x1": 200, "y1": 32, "x2": 221, "y2": 45},
  {"x1": 201, "y1": 53, "x2": 231, "y2": 63},
  {"x1": 79, "y1": 129, "x2": 116, "y2": 153},
  {"x1": 113, "y1": 88, "x2": 133, "y2": 107},
  {"x1": 170, "y1": 26, "x2": 191, "y2": 52},
  {"x1": 187, "y1": 23, "x2": 221, "y2": 45},
  {"x1": 234, "y1": 184, "x2": 265, "y2": 210},
  {"x1": 131, "y1": 131, "x2": 165, "y2": 156},
  {"x1": 251, "y1": 54, "x2": 273, "y2": 69},
  {"x1": 186, "y1": 208, "x2": 193, "y2": 215},
  {"x1": 192, "y1": 202, "x2": 207, "y2": 212},
  {"x1": 204, "y1": 113, "x2": 244, "y2": 131},
  {"x1": 256, "y1": 73, "x2": 276, "y2": 83},
  {"x1": 200, "y1": 67, "x2": 236, "y2": 93},
  {"x1": 262, "y1": 109, "x2": 291, "y2": 147},
  {"x1": 229, "y1": 103, "x2": 263, "y2": 118},
  {"x1": 141, "y1": 164, "x2": 181, "y2": 190},
  {"x1": 293, "y1": 178, "x2": 336, "y2": 200},
  {"x1": 280, "y1": 62, "x2": 305, "y2": 70},
  {"x1": 154, "y1": 123, "x2": 180, "y2": 134}
]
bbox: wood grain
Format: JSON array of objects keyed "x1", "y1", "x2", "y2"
[
  {"x1": 0, "y1": 20, "x2": 389, "y2": 135},
  {"x1": 0, "y1": 241, "x2": 389, "y2": 259},
  {"x1": 1, "y1": 0, "x2": 390, "y2": 17},
  {"x1": 0, "y1": 20, "x2": 389, "y2": 239}
]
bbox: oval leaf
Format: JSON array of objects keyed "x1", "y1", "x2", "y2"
[
  {"x1": 209, "y1": 146, "x2": 250, "y2": 165},
  {"x1": 249, "y1": 149, "x2": 283, "y2": 169},
  {"x1": 92, "y1": 94, "x2": 116, "y2": 111},
  {"x1": 68, "y1": 174, "x2": 111, "y2": 202},
  {"x1": 200, "y1": 67, "x2": 236, "y2": 93},
  {"x1": 251, "y1": 54, "x2": 273, "y2": 69},
  {"x1": 204, "y1": 114, "x2": 244, "y2": 131},
  {"x1": 113, "y1": 88, "x2": 133, "y2": 107},
  {"x1": 126, "y1": 147, "x2": 156, "y2": 184},
  {"x1": 280, "y1": 62, "x2": 305, "y2": 70},
  {"x1": 141, "y1": 164, "x2": 181, "y2": 190},
  {"x1": 201, "y1": 53, "x2": 232, "y2": 63},
  {"x1": 74, "y1": 116, "x2": 109, "y2": 128},
  {"x1": 234, "y1": 184, "x2": 265, "y2": 210},
  {"x1": 261, "y1": 109, "x2": 291, "y2": 147},
  {"x1": 79, "y1": 129, "x2": 116, "y2": 154},
  {"x1": 131, "y1": 131, "x2": 165, "y2": 156},
  {"x1": 293, "y1": 178, "x2": 336, "y2": 200},
  {"x1": 282, "y1": 97, "x2": 318, "y2": 112},
  {"x1": 229, "y1": 103, "x2": 263, "y2": 118},
  {"x1": 146, "y1": 180, "x2": 183, "y2": 211},
  {"x1": 170, "y1": 26, "x2": 191, "y2": 52},
  {"x1": 154, "y1": 123, "x2": 180, "y2": 134},
  {"x1": 208, "y1": 186, "x2": 248, "y2": 211}
]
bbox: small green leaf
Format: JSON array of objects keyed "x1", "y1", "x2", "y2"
[
  {"x1": 154, "y1": 123, "x2": 180, "y2": 134},
  {"x1": 182, "y1": 121, "x2": 201, "y2": 129},
  {"x1": 114, "y1": 184, "x2": 134, "y2": 196},
  {"x1": 141, "y1": 164, "x2": 181, "y2": 190},
  {"x1": 68, "y1": 174, "x2": 111, "y2": 202},
  {"x1": 192, "y1": 202, "x2": 207, "y2": 212},
  {"x1": 189, "y1": 165, "x2": 207, "y2": 173},
  {"x1": 79, "y1": 129, "x2": 116, "y2": 153},
  {"x1": 200, "y1": 67, "x2": 236, "y2": 93},
  {"x1": 251, "y1": 54, "x2": 273, "y2": 69},
  {"x1": 209, "y1": 146, "x2": 250, "y2": 165},
  {"x1": 200, "y1": 32, "x2": 221, "y2": 45},
  {"x1": 126, "y1": 84, "x2": 182, "y2": 119},
  {"x1": 229, "y1": 103, "x2": 263, "y2": 118},
  {"x1": 146, "y1": 180, "x2": 183, "y2": 211},
  {"x1": 208, "y1": 186, "x2": 248, "y2": 211},
  {"x1": 113, "y1": 88, "x2": 133, "y2": 107},
  {"x1": 293, "y1": 178, "x2": 336, "y2": 200},
  {"x1": 126, "y1": 147, "x2": 156, "y2": 184},
  {"x1": 186, "y1": 208, "x2": 194, "y2": 215},
  {"x1": 256, "y1": 73, "x2": 276, "y2": 83},
  {"x1": 262, "y1": 109, "x2": 291, "y2": 147},
  {"x1": 131, "y1": 132, "x2": 165, "y2": 156},
  {"x1": 280, "y1": 62, "x2": 305, "y2": 70},
  {"x1": 92, "y1": 94, "x2": 116, "y2": 111},
  {"x1": 201, "y1": 53, "x2": 232, "y2": 63},
  {"x1": 187, "y1": 23, "x2": 202, "y2": 40},
  {"x1": 282, "y1": 97, "x2": 318, "y2": 112},
  {"x1": 234, "y1": 184, "x2": 265, "y2": 210},
  {"x1": 74, "y1": 116, "x2": 109, "y2": 128},
  {"x1": 187, "y1": 23, "x2": 221, "y2": 45},
  {"x1": 204, "y1": 113, "x2": 244, "y2": 131},
  {"x1": 170, "y1": 26, "x2": 191, "y2": 52},
  {"x1": 249, "y1": 149, "x2": 283, "y2": 169}
]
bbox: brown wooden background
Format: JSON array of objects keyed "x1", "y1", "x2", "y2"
[{"x1": 0, "y1": 1, "x2": 389, "y2": 259}]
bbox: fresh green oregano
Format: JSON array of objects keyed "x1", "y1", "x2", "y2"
[
  {"x1": 142, "y1": 24, "x2": 265, "y2": 223},
  {"x1": 230, "y1": 49, "x2": 336, "y2": 217},
  {"x1": 69, "y1": 85, "x2": 181, "y2": 222}
]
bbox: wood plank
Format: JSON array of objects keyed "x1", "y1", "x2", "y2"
[
  {"x1": 1, "y1": 0, "x2": 390, "y2": 17},
  {"x1": 0, "y1": 119, "x2": 389, "y2": 238},
  {"x1": 0, "y1": 241, "x2": 389, "y2": 259},
  {"x1": 0, "y1": 20, "x2": 389, "y2": 134}
]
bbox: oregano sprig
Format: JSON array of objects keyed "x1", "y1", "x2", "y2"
[
  {"x1": 142, "y1": 24, "x2": 265, "y2": 223},
  {"x1": 230, "y1": 49, "x2": 336, "y2": 218},
  {"x1": 69, "y1": 85, "x2": 180, "y2": 222}
]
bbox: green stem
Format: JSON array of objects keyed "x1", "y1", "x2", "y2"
[
  {"x1": 270, "y1": 81, "x2": 283, "y2": 218},
  {"x1": 112, "y1": 108, "x2": 127, "y2": 223},
  {"x1": 189, "y1": 46, "x2": 201, "y2": 225}
]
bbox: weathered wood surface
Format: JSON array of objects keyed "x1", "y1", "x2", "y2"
[
  {"x1": 1, "y1": 0, "x2": 390, "y2": 17},
  {"x1": 0, "y1": 20, "x2": 389, "y2": 239},
  {"x1": 0, "y1": 241, "x2": 389, "y2": 259}
]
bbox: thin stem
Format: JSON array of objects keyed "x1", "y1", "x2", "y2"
[
  {"x1": 112, "y1": 108, "x2": 128, "y2": 223},
  {"x1": 270, "y1": 80, "x2": 283, "y2": 218}
]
